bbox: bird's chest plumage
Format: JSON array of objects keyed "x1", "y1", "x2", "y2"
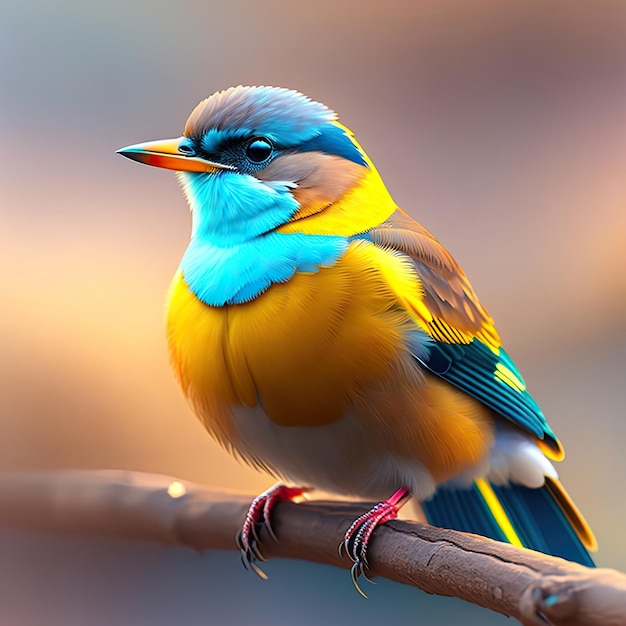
[
  {"x1": 166, "y1": 240, "x2": 494, "y2": 491},
  {"x1": 167, "y1": 242, "x2": 418, "y2": 430}
]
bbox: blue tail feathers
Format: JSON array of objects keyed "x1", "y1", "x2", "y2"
[{"x1": 422, "y1": 477, "x2": 595, "y2": 567}]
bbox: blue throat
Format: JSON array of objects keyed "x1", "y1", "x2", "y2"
[{"x1": 177, "y1": 171, "x2": 349, "y2": 306}]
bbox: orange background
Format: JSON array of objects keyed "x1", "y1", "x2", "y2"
[{"x1": 1, "y1": 1, "x2": 625, "y2": 623}]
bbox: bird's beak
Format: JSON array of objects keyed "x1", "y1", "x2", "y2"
[{"x1": 116, "y1": 137, "x2": 234, "y2": 173}]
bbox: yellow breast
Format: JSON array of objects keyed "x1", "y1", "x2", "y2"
[
  {"x1": 166, "y1": 240, "x2": 493, "y2": 482},
  {"x1": 166, "y1": 240, "x2": 416, "y2": 424}
]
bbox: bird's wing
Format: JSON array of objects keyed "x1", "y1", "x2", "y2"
[{"x1": 368, "y1": 208, "x2": 563, "y2": 459}]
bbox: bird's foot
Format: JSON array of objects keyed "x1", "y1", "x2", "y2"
[
  {"x1": 341, "y1": 486, "x2": 411, "y2": 598},
  {"x1": 236, "y1": 483, "x2": 310, "y2": 579}
]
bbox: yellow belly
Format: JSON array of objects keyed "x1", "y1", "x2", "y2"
[{"x1": 166, "y1": 240, "x2": 493, "y2": 483}]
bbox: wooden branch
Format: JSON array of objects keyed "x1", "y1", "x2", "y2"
[{"x1": 0, "y1": 470, "x2": 624, "y2": 625}]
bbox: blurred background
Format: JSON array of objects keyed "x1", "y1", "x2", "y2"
[{"x1": 1, "y1": 0, "x2": 625, "y2": 623}]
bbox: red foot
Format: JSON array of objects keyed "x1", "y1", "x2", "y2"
[
  {"x1": 342, "y1": 486, "x2": 412, "y2": 597},
  {"x1": 236, "y1": 483, "x2": 310, "y2": 578}
]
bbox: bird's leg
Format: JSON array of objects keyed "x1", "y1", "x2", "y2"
[
  {"x1": 236, "y1": 482, "x2": 310, "y2": 579},
  {"x1": 342, "y1": 486, "x2": 412, "y2": 597}
]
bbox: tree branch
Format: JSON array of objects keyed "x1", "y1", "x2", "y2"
[{"x1": 0, "y1": 470, "x2": 624, "y2": 625}]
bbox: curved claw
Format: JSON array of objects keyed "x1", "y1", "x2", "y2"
[
  {"x1": 247, "y1": 558, "x2": 269, "y2": 581},
  {"x1": 351, "y1": 561, "x2": 369, "y2": 599},
  {"x1": 341, "y1": 487, "x2": 411, "y2": 596},
  {"x1": 237, "y1": 483, "x2": 311, "y2": 581},
  {"x1": 237, "y1": 538, "x2": 269, "y2": 578},
  {"x1": 338, "y1": 540, "x2": 346, "y2": 558},
  {"x1": 239, "y1": 549, "x2": 250, "y2": 571},
  {"x1": 360, "y1": 564, "x2": 376, "y2": 585},
  {"x1": 249, "y1": 540, "x2": 267, "y2": 563}
]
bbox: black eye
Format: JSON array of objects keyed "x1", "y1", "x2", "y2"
[
  {"x1": 246, "y1": 137, "x2": 273, "y2": 163},
  {"x1": 178, "y1": 143, "x2": 196, "y2": 156}
]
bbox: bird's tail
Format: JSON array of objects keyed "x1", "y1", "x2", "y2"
[{"x1": 422, "y1": 476, "x2": 596, "y2": 567}]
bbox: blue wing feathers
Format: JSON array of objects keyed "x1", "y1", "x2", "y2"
[
  {"x1": 423, "y1": 338, "x2": 558, "y2": 447},
  {"x1": 365, "y1": 217, "x2": 559, "y2": 446},
  {"x1": 423, "y1": 482, "x2": 595, "y2": 567},
  {"x1": 422, "y1": 484, "x2": 508, "y2": 543},
  {"x1": 492, "y1": 483, "x2": 595, "y2": 566}
]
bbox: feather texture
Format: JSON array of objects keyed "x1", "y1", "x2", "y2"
[
  {"x1": 369, "y1": 208, "x2": 563, "y2": 457},
  {"x1": 422, "y1": 479, "x2": 595, "y2": 566},
  {"x1": 124, "y1": 85, "x2": 597, "y2": 565},
  {"x1": 167, "y1": 241, "x2": 494, "y2": 488}
]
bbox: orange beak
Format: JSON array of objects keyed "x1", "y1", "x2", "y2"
[{"x1": 116, "y1": 137, "x2": 235, "y2": 173}]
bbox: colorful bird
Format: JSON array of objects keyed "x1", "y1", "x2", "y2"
[{"x1": 118, "y1": 85, "x2": 596, "y2": 593}]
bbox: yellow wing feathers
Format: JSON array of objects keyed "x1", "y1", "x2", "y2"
[{"x1": 370, "y1": 208, "x2": 501, "y2": 352}]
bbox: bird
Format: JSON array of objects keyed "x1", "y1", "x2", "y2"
[{"x1": 118, "y1": 85, "x2": 596, "y2": 594}]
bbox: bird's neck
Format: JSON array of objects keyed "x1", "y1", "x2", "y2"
[
  {"x1": 180, "y1": 231, "x2": 349, "y2": 306},
  {"x1": 177, "y1": 171, "x2": 349, "y2": 306}
]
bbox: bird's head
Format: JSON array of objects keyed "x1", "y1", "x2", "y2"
[{"x1": 118, "y1": 86, "x2": 395, "y2": 242}]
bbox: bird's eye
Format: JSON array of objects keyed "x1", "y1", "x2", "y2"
[
  {"x1": 246, "y1": 138, "x2": 273, "y2": 163},
  {"x1": 178, "y1": 143, "x2": 196, "y2": 156}
]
